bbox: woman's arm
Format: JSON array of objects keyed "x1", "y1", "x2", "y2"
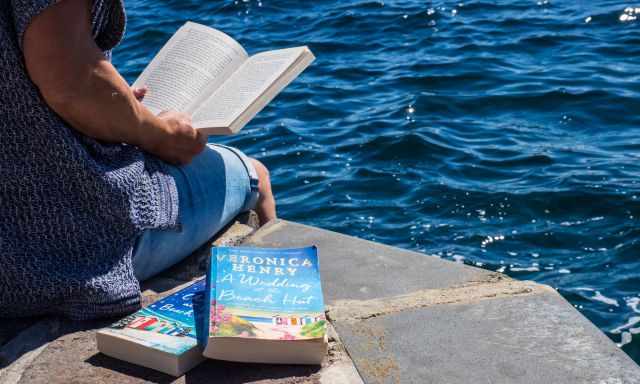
[{"x1": 22, "y1": 0, "x2": 206, "y2": 165}]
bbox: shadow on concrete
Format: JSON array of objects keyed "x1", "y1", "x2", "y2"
[
  {"x1": 0, "y1": 270, "x2": 206, "y2": 370},
  {"x1": 0, "y1": 213, "x2": 263, "y2": 382},
  {"x1": 0, "y1": 317, "x2": 110, "y2": 370},
  {"x1": 184, "y1": 360, "x2": 321, "y2": 383},
  {"x1": 85, "y1": 353, "x2": 175, "y2": 384},
  {"x1": 0, "y1": 316, "x2": 43, "y2": 367},
  {"x1": 0, "y1": 317, "x2": 41, "y2": 349},
  {"x1": 86, "y1": 352, "x2": 321, "y2": 384}
]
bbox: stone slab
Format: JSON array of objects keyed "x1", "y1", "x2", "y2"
[
  {"x1": 0, "y1": 293, "x2": 353, "y2": 383},
  {"x1": 4, "y1": 218, "x2": 639, "y2": 383},
  {"x1": 0, "y1": 215, "x2": 362, "y2": 384},
  {"x1": 4, "y1": 314, "x2": 357, "y2": 384},
  {"x1": 242, "y1": 220, "x2": 494, "y2": 303},
  {"x1": 241, "y1": 220, "x2": 640, "y2": 384},
  {"x1": 335, "y1": 291, "x2": 640, "y2": 384},
  {"x1": 0, "y1": 318, "x2": 62, "y2": 369},
  {"x1": 12, "y1": 321, "x2": 348, "y2": 384}
]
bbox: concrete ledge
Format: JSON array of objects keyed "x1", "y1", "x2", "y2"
[
  {"x1": 243, "y1": 220, "x2": 640, "y2": 384},
  {"x1": 2, "y1": 217, "x2": 639, "y2": 383},
  {"x1": 0, "y1": 214, "x2": 361, "y2": 384}
]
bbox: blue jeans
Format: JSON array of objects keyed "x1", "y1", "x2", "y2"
[{"x1": 132, "y1": 143, "x2": 259, "y2": 281}]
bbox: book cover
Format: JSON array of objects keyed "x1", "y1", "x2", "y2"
[
  {"x1": 206, "y1": 246, "x2": 325, "y2": 342},
  {"x1": 99, "y1": 279, "x2": 205, "y2": 356}
]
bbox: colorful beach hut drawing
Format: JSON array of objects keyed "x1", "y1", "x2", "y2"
[
  {"x1": 128, "y1": 316, "x2": 157, "y2": 330},
  {"x1": 272, "y1": 315, "x2": 324, "y2": 326},
  {"x1": 125, "y1": 315, "x2": 189, "y2": 336}
]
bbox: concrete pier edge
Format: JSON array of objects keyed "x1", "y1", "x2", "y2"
[{"x1": 1, "y1": 216, "x2": 639, "y2": 383}]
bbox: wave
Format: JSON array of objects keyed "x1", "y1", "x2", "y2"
[{"x1": 116, "y1": 0, "x2": 640, "y2": 361}]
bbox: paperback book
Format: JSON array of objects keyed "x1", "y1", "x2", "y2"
[
  {"x1": 133, "y1": 21, "x2": 315, "y2": 135},
  {"x1": 204, "y1": 246, "x2": 327, "y2": 364},
  {"x1": 96, "y1": 279, "x2": 206, "y2": 376},
  {"x1": 95, "y1": 246, "x2": 326, "y2": 375}
]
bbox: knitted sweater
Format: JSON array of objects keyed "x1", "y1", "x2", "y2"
[{"x1": 0, "y1": 0, "x2": 179, "y2": 319}]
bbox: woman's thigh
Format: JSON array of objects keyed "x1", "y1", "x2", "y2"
[{"x1": 132, "y1": 143, "x2": 259, "y2": 281}]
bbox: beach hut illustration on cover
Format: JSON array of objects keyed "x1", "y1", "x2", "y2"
[
  {"x1": 272, "y1": 315, "x2": 324, "y2": 326},
  {"x1": 125, "y1": 315, "x2": 191, "y2": 337}
]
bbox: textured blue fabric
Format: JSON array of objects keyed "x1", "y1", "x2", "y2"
[
  {"x1": 0, "y1": 0, "x2": 180, "y2": 319},
  {"x1": 132, "y1": 144, "x2": 259, "y2": 282}
]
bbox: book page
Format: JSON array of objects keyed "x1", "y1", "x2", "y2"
[
  {"x1": 133, "y1": 22, "x2": 248, "y2": 115},
  {"x1": 192, "y1": 47, "x2": 305, "y2": 128}
]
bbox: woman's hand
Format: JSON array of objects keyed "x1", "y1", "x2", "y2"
[
  {"x1": 130, "y1": 89, "x2": 205, "y2": 165},
  {"x1": 132, "y1": 86, "x2": 147, "y2": 101},
  {"x1": 140, "y1": 111, "x2": 207, "y2": 165}
]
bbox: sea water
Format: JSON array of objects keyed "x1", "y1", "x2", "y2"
[{"x1": 114, "y1": 0, "x2": 640, "y2": 362}]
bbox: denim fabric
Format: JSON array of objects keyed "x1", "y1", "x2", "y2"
[{"x1": 132, "y1": 144, "x2": 259, "y2": 281}]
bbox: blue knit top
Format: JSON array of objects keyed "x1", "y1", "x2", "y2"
[{"x1": 0, "y1": 0, "x2": 179, "y2": 319}]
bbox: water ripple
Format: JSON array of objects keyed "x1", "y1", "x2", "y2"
[{"x1": 116, "y1": 0, "x2": 640, "y2": 363}]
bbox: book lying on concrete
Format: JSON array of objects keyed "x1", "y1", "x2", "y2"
[
  {"x1": 96, "y1": 279, "x2": 206, "y2": 377},
  {"x1": 133, "y1": 21, "x2": 315, "y2": 135},
  {"x1": 204, "y1": 246, "x2": 327, "y2": 364}
]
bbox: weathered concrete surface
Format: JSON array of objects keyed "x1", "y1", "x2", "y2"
[
  {"x1": 0, "y1": 214, "x2": 361, "y2": 384},
  {"x1": 2, "y1": 217, "x2": 640, "y2": 383},
  {"x1": 0, "y1": 319, "x2": 39, "y2": 349},
  {"x1": 7, "y1": 317, "x2": 356, "y2": 384},
  {"x1": 243, "y1": 220, "x2": 640, "y2": 384},
  {"x1": 337, "y1": 292, "x2": 640, "y2": 384},
  {"x1": 245, "y1": 220, "x2": 494, "y2": 301}
]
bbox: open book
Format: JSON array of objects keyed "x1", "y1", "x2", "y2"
[{"x1": 133, "y1": 21, "x2": 315, "y2": 135}]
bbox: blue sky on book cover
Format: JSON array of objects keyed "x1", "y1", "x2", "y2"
[{"x1": 209, "y1": 246, "x2": 325, "y2": 340}]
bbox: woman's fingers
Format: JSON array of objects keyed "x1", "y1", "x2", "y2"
[
  {"x1": 132, "y1": 86, "x2": 147, "y2": 101},
  {"x1": 196, "y1": 129, "x2": 208, "y2": 148},
  {"x1": 152, "y1": 110, "x2": 207, "y2": 165}
]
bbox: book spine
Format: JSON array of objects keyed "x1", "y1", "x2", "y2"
[
  {"x1": 201, "y1": 251, "x2": 214, "y2": 347},
  {"x1": 203, "y1": 247, "x2": 220, "y2": 345},
  {"x1": 212, "y1": 248, "x2": 220, "y2": 336}
]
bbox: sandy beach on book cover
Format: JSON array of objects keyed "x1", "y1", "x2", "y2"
[
  {"x1": 209, "y1": 305, "x2": 326, "y2": 341},
  {"x1": 208, "y1": 246, "x2": 326, "y2": 342}
]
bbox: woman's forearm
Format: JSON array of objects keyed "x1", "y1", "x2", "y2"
[
  {"x1": 22, "y1": 0, "x2": 206, "y2": 164},
  {"x1": 23, "y1": 0, "x2": 162, "y2": 149},
  {"x1": 42, "y1": 54, "x2": 160, "y2": 148}
]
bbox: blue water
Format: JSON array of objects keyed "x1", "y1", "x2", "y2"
[{"x1": 115, "y1": 0, "x2": 640, "y2": 362}]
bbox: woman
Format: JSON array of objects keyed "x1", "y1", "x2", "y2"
[{"x1": 0, "y1": 0, "x2": 276, "y2": 319}]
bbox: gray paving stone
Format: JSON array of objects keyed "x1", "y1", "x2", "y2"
[
  {"x1": 243, "y1": 220, "x2": 640, "y2": 384},
  {"x1": 339, "y1": 291, "x2": 640, "y2": 383},
  {"x1": 15, "y1": 323, "x2": 323, "y2": 384},
  {"x1": 242, "y1": 220, "x2": 494, "y2": 302},
  {"x1": 10, "y1": 318, "x2": 353, "y2": 384},
  {"x1": 0, "y1": 318, "x2": 62, "y2": 370},
  {"x1": 3, "y1": 218, "x2": 639, "y2": 383},
  {"x1": 0, "y1": 216, "x2": 360, "y2": 384}
]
